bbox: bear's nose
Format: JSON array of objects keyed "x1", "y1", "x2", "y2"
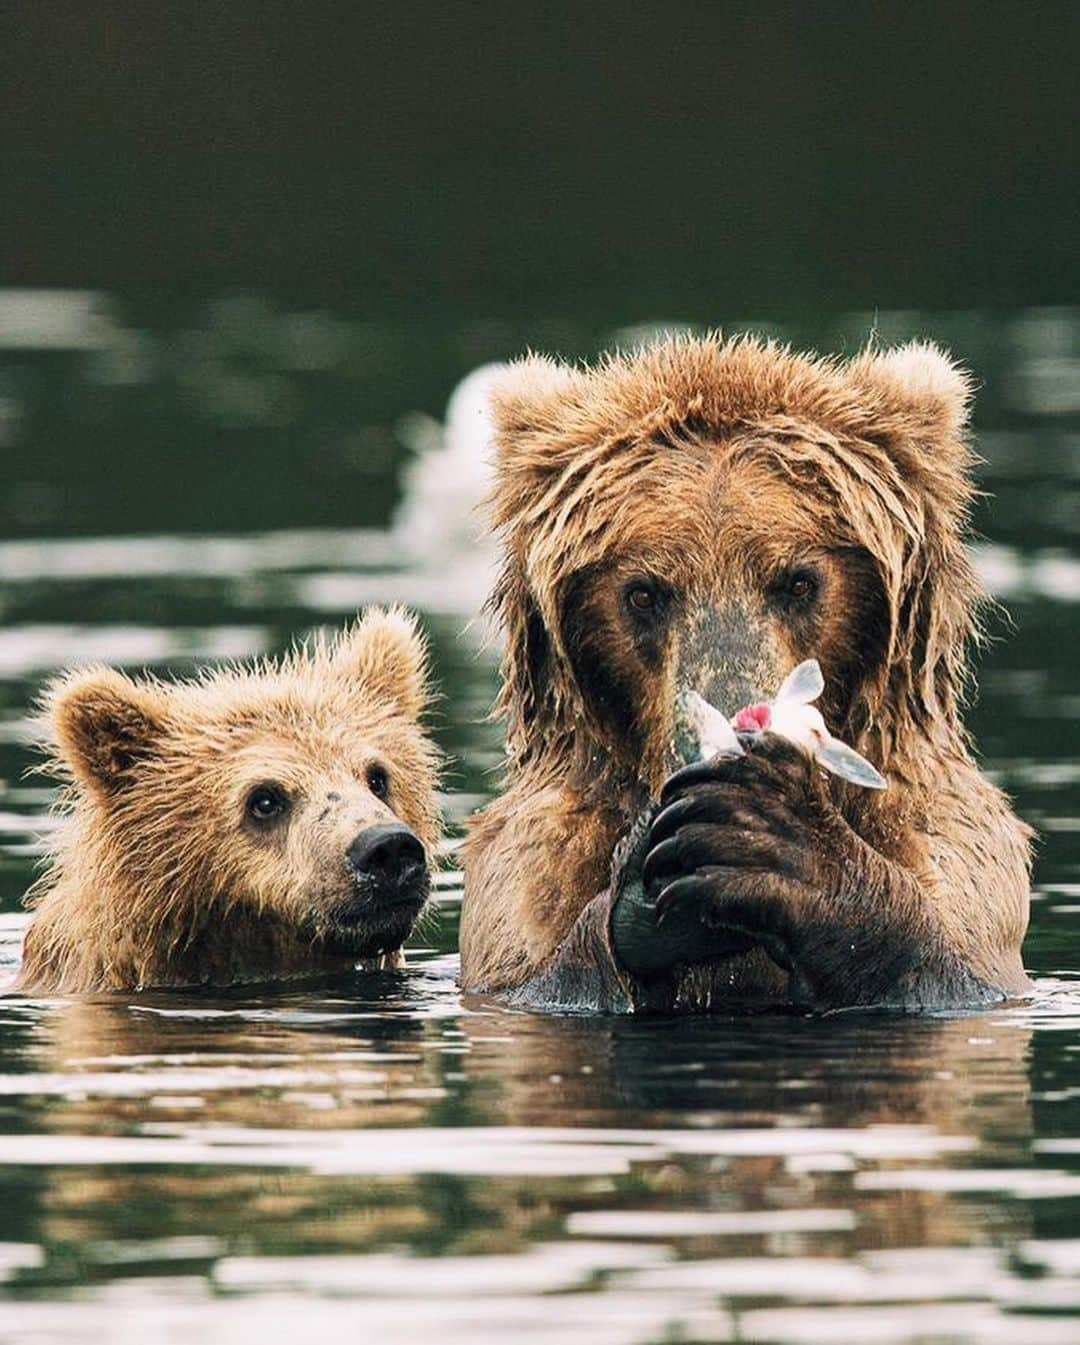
[{"x1": 347, "y1": 823, "x2": 425, "y2": 885}]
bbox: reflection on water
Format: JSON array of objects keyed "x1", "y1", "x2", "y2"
[
  {"x1": 2, "y1": 973, "x2": 1079, "y2": 1343},
  {"x1": 0, "y1": 295, "x2": 1078, "y2": 1342}
]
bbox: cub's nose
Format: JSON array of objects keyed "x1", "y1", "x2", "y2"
[{"x1": 347, "y1": 823, "x2": 426, "y2": 889}]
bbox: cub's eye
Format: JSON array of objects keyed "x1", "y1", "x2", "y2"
[
  {"x1": 366, "y1": 765, "x2": 390, "y2": 800},
  {"x1": 246, "y1": 784, "x2": 289, "y2": 824}
]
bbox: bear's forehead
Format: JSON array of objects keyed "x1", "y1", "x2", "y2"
[{"x1": 525, "y1": 447, "x2": 840, "y2": 582}]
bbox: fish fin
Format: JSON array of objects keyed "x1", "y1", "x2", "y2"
[
  {"x1": 816, "y1": 738, "x2": 888, "y2": 790},
  {"x1": 775, "y1": 659, "x2": 825, "y2": 706},
  {"x1": 683, "y1": 690, "x2": 745, "y2": 760}
]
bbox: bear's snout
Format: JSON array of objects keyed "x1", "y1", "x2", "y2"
[{"x1": 346, "y1": 823, "x2": 427, "y2": 901}]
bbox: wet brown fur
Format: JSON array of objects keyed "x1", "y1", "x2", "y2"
[
  {"x1": 18, "y1": 608, "x2": 442, "y2": 994},
  {"x1": 461, "y1": 335, "x2": 1032, "y2": 1001}
]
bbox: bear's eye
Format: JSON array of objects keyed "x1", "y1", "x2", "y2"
[
  {"x1": 786, "y1": 570, "x2": 818, "y2": 601},
  {"x1": 366, "y1": 765, "x2": 390, "y2": 800},
  {"x1": 771, "y1": 566, "x2": 821, "y2": 611},
  {"x1": 246, "y1": 784, "x2": 289, "y2": 824},
  {"x1": 623, "y1": 578, "x2": 668, "y2": 619}
]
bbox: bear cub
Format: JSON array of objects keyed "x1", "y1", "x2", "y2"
[{"x1": 17, "y1": 607, "x2": 442, "y2": 994}]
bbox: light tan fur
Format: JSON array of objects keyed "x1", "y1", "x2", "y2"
[
  {"x1": 462, "y1": 334, "x2": 1032, "y2": 1000},
  {"x1": 18, "y1": 607, "x2": 442, "y2": 994}
]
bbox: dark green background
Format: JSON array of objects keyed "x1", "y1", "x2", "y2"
[{"x1": 4, "y1": 2, "x2": 1078, "y2": 311}]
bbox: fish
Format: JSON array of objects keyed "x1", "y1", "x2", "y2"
[{"x1": 678, "y1": 658, "x2": 887, "y2": 790}]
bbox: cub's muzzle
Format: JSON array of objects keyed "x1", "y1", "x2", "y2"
[
  {"x1": 323, "y1": 822, "x2": 430, "y2": 957},
  {"x1": 347, "y1": 823, "x2": 428, "y2": 906}
]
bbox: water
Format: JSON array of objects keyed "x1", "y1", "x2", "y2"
[{"x1": 0, "y1": 296, "x2": 1078, "y2": 1343}]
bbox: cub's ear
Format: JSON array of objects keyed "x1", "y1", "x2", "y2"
[
  {"x1": 44, "y1": 667, "x2": 169, "y2": 796},
  {"x1": 847, "y1": 341, "x2": 974, "y2": 443},
  {"x1": 332, "y1": 607, "x2": 431, "y2": 720}
]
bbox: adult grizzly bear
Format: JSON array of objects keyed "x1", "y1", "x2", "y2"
[
  {"x1": 461, "y1": 337, "x2": 1032, "y2": 1012},
  {"x1": 18, "y1": 608, "x2": 441, "y2": 993}
]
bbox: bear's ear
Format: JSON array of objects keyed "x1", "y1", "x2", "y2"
[
  {"x1": 841, "y1": 342, "x2": 983, "y2": 731},
  {"x1": 489, "y1": 355, "x2": 585, "y2": 440},
  {"x1": 485, "y1": 356, "x2": 591, "y2": 541},
  {"x1": 847, "y1": 341, "x2": 973, "y2": 443},
  {"x1": 332, "y1": 607, "x2": 431, "y2": 720},
  {"x1": 45, "y1": 667, "x2": 169, "y2": 796}
]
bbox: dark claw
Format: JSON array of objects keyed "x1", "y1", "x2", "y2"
[
  {"x1": 655, "y1": 870, "x2": 774, "y2": 942},
  {"x1": 642, "y1": 834, "x2": 683, "y2": 894},
  {"x1": 655, "y1": 874, "x2": 702, "y2": 924},
  {"x1": 650, "y1": 785, "x2": 800, "y2": 849},
  {"x1": 648, "y1": 794, "x2": 700, "y2": 847},
  {"x1": 660, "y1": 733, "x2": 813, "y2": 808},
  {"x1": 660, "y1": 754, "x2": 746, "y2": 805}
]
